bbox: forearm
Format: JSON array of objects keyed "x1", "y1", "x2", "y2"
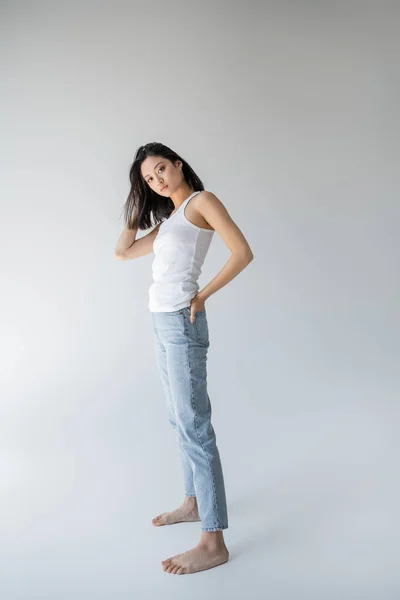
[
  {"x1": 114, "y1": 225, "x2": 138, "y2": 257},
  {"x1": 199, "y1": 251, "x2": 254, "y2": 301}
]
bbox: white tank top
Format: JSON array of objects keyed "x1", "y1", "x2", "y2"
[{"x1": 149, "y1": 191, "x2": 215, "y2": 312}]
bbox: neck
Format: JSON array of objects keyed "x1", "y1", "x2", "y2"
[{"x1": 169, "y1": 185, "x2": 195, "y2": 211}]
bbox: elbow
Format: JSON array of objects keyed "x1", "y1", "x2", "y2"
[
  {"x1": 114, "y1": 250, "x2": 126, "y2": 260},
  {"x1": 237, "y1": 249, "x2": 254, "y2": 264},
  {"x1": 231, "y1": 250, "x2": 254, "y2": 268}
]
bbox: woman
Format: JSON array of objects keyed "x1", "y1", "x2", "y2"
[{"x1": 114, "y1": 142, "x2": 254, "y2": 574}]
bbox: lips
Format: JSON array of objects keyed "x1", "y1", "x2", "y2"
[{"x1": 160, "y1": 185, "x2": 168, "y2": 192}]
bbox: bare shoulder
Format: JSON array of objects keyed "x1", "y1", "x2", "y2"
[
  {"x1": 193, "y1": 190, "x2": 254, "y2": 258},
  {"x1": 184, "y1": 190, "x2": 220, "y2": 230},
  {"x1": 194, "y1": 190, "x2": 225, "y2": 208},
  {"x1": 193, "y1": 189, "x2": 231, "y2": 223}
]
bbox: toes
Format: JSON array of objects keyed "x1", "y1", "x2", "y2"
[
  {"x1": 161, "y1": 556, "x2": 185, "y2": 574},
  {"x1": 153, "y1": 514, "x2": 165, "y2": 526},
  {"x1": 166, "y1": 564, "x2": 176, "y2": 573},
  {"x1": 162, "y1": 558, "x2": 172, "y2": 568}
]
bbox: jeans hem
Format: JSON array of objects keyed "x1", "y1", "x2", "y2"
[
  {"x1": 201, "y1": 525, "x2": 228, "y2": 532},
  {"x1": 185, "y1": 493, "x2": 197, "y2": 497}
]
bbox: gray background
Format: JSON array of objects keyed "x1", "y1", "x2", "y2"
[{"x1": 1, "y1": 1, "x2": 399, "y2": 598}]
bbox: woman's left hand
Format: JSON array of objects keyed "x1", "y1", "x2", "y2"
[{"x1": 189, "y1": 293, "x2": 206, "y2": 323}]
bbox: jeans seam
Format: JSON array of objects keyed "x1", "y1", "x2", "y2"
[{"x1": 183, "y1": 318, "x2": 222, "y2": 530}]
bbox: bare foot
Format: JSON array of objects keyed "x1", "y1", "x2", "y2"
[
  {"x1": 162, "y1": 541, "x2": 229, "y2": 574},
  {"x1": 152, "y1": 497, "x2": 200, "y2": 526}
]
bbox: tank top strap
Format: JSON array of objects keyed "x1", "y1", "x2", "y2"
[{"x1": 181, "y1": 190, "x2": 201, "y2": 211}]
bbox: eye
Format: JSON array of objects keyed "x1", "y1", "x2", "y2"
[{"x1": 147, "y1": 166, "x2": 164, "y2": 183}]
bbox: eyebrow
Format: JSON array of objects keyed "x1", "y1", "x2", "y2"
[{"x1": 144, "y1": 161, "x2": 164, "y2": 179}]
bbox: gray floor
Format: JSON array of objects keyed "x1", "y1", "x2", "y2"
[{"x1": 0, "y1": 389, "x2": 397, "y2": 600}]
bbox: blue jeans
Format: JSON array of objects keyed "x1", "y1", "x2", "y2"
[{"x1": 151, "y1": 306, "x2": 228, "y2": 532}]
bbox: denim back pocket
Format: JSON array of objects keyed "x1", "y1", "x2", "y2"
[
  {"x1": 182, "y1": 306, "x2": 209, "y2": 347},
  {"x1": 193, "y1": 311, "x2": 209, "y2": 347}
]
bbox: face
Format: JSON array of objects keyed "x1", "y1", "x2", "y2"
[{"x1": 141, "y1": 155, "x2": 183, "y2": 196}]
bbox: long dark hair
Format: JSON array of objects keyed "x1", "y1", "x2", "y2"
[{"x1": 121, "y1": 142, "x2": 205, "y2": 230}]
